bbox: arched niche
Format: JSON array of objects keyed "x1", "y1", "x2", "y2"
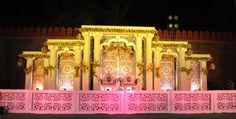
[
  {"x1": 32, "y1": 57, "x2": 45, "y2": 90},
  {"x1": 190, "y1": 60, "x2": 201, "y2": 91},
  {"x1": 57, "y1": 48, "x2": 75, "y2": 90}
]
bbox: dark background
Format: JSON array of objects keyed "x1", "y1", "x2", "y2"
[
  {"x1": 0, "y1": 0, "x2": 235, "y2": 89},
  {"x1": 0, "y1": 0, "x2": 235, "y2": 31}
]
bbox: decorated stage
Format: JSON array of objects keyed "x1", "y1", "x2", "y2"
[{"x1": 0, "y1": 90, "x2": 235, "y2": 114}]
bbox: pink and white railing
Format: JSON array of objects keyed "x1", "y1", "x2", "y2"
[{"x1": 0, "y1": 90, "x2": 235, "y2": 114}]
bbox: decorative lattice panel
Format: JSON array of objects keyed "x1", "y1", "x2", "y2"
[
  {"x1": 214, "y1": 91, "x2": 236, "y2": 113},
  {"x1": 1, "y1": 90, "x2": 235, "y2": 114},
  {"x1": 101, "y1": 45, "x2": 135, "y2": 84},
  {"x1": 171, "y1": 91, "x2": 213, "y2": 113},
  {"x1": 58, "y1": 53, "x2": 75, "y2": 90},
  {"x1": 32, "y1": 58, "x2": 45, "y2": 90},
  {"x1": 160, "y1": 55, "x2": 176, "y2": 90},
  {"x1": 125, "y1": 91, "x2": 169, "y2": 113},
  {"x1": 78, "y1": 91, "x2": 123, "y2": 114},
  {"x1": 0, "y1": 90, "x2": 29, "y2": 113},
  {"x1": 190, "y1": 61, "x2": 201, "y2": 91},
  {"x1": 31, "y1": 91, "x2": 75, "y2": 113}
]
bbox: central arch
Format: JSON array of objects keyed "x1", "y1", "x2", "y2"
[{"x1": 100, "y1": 38, "x2": 136, "y2": 87}]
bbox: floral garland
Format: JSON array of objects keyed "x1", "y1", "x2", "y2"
[
  {"x1": 90, "y1": 60, "x2": 100, "y2": 78},
  {"x1": 146, "y1": 63, "x2": 153, "y2": 72},
  {"x1": 81, "y1": 62, "x2": 90, "y2": 73},
  {"x1": 80, "y1": 27, "x2": 156, "y2": 34},
  {"x1": 137, "y1": 60, "x2": 145, "y2": 77},
  {"x1": 180, "y1": 67, "x2": 192, "y2": 76},
  {"x1": 44, "y1": 65, "x2": 55, "y2": 75},
  {"x1": 102, "y1": 45, "x2": 134, "y2": 56},
  {"x1": 25, "y1": 65, "x2": 32, "y2": 74},
  {"x1": 201, "y1": 68, "x2": 208, "y2": 75},
  {"x1": 154, "y1": 66, "x2": 161, "y2": 78}
]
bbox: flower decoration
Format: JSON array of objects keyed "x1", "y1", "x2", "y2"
[
  {"x1": 201, "y1": 68, "x2": 208, "y2": 75},
  {"x1": 180, "y1": 67, "x2": 192, "y2": 76},
  {"x1": 137, "y1": 60, "x2": 145, "y2": 77}
]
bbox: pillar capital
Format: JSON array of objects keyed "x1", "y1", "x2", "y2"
[
  {"x1": 134, "y1": 33, "x2": 145, "y2": 39},
  {"x1": 146, "y1": 33, "x2": 155, "y2": 40}
]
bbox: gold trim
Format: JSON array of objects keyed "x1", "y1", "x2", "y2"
[
  {"x1": 80, "y1": 27, "x2": 156, "y2": 34},
  {"x1": 44, "y1": 40, "x2": 83, "y2": 46},
  {"x1": 185, "y1": 57, "x2": 212, "y2": 61},
  {"x1": 153, "y1": 43, "x2": 189, "y2": 48}
]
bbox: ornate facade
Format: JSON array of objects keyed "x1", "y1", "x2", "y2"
[{"x1": 20, "y1": 25, "x2": 211, "y2": 91}]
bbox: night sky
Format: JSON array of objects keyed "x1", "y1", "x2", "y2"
[{"x1": 0, "y1": 0, "x2": 235, "y2": 31}]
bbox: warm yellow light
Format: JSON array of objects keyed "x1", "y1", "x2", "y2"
[
  {"x1": 168, "y1": 15, "x2": 173, "y2": 20},
  {"x1": 174, "y1": 15, "x2": 178, "y2": 20},
  {"x1": 174, "y1": 24, "x2": 179, "y2": 28},
  {"x1": 35, "y1": 83, "x2": 43, "y2": 90},
  {"x1": 168, "y1": 24, "x2": 173, "y2": 28}
]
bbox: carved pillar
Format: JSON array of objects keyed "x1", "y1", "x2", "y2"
[
  {"x1": 200, "y1": 61, "x2": 207, "y2": 90},
  {"x1": 73, "y1": 46, "x2": 81, "y2": 90},
  {"x1": 82, "y1": 32, "x2": 91, "y2": 90},
  {"x1": 154, "y1": 47, "x2": 161, "y2": 90},
  {"x1": 146, "y1": 34, "x2": 154, "y2": 90},
  {"x1": 48, "y1": 45, "x2": 57, "y2": 89},
  {"x1": 135, "y1": 34, "x2": 143, "y2": 90},
  {"x1": 93, "y1": 33, "x2": 102, "y2": 90},
  {"x1": 25, "y1": 58, "x2": 33, "y2": 89},
  {"x1": 178, "y1": 48, "x2": 188, "y2": 90}
]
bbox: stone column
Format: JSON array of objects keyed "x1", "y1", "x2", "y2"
[
  {"x1": 25, "y1": 58, "x2": 33, "y2": 89},
  {"x1": 135, "y1": 34, "x2": 143, "y2": 90},
  {"x1": 82, "y1": 32, "x2": 91, "y2": 90},
  {"x1": 154, "y1": 47, "x2": 161, "y2": 90},
  {"x1": 48, "y1": 45, "x2": 57, "y2": 89},
  {"x1": 178, "y1": 48, "x2": 188, "y2": 90},
  {"x1": 145, "y1": 34, "x2": 154, "y2": 90},
  {"x1": 73, "y1": 46, "x2": 81, "y2": 90},
  {"x1": 200, "y1": 61, "x2": 207, "y2": 90},
  {"x1": 93, "y1": 33, "x2": 102, "y2": 90},
  {"x1": 185, "y1": 60, "x2": 191, "y2": 90},
  {"x1": 43, "y1": 57, "x2": 49, "y2": 90}
]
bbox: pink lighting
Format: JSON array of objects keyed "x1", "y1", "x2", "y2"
[{"x1": 0, "y1": 90, "x2": 235, "y2": 114}]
